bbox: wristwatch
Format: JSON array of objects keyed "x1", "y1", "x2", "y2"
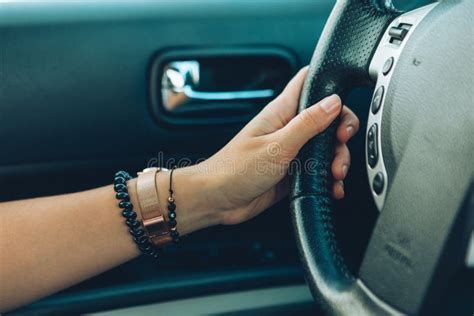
[{"x1": 136, "y1": 167, "x2": 172, "y2": 246}]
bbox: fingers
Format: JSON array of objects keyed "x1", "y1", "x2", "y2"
[
  {"x1": 332, "y1": 143, "x2": 350, "y2": 181},
  {"x1": 246, "y1": 67, "x2": 309, "y2": 135},
  {"x1": 274, "y1": 66, "x2": 309, "y2": 109},
  {"x1": 332, "y1": 107, "x2": 357, "y2": 199},
  {"x1": 337, "y1": 106, "x2": 360, "y2": 143},
  {"x1": 332, "y1": 143, "x2": 350, "y2": 199},
  {"x1": 330, "y1": 107, "x2": 357, "y2": 181},
  {"x1": 275, "y1": 94, "x2": 342, "y2": 152},
  {"x1": 333, "y1": 181, "x2": 345, "y2": 199}
]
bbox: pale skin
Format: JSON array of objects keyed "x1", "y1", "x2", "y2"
[{"x1": 0, "y1": 67, "x2": 360, "y2": 312}]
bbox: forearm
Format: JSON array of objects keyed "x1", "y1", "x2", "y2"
[
  {"x1": 0, "y1": 166, "x2": 218, "y2": 312},
  {"x1": 0, "y1": 181, "x2": 139, "y2": 311}
]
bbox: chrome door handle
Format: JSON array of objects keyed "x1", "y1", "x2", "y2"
[
  {"x1": 182, "y1": 86, "x2": 274, "y2": 101},
  {"x1": 161, "y1": 61, "x2": 275, "y2": 111}
]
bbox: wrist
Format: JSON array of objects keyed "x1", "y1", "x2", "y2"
[{"x1": 155, "y1": 164, "x2": 224, "y2": 236}]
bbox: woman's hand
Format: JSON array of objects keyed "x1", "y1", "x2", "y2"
[
  {"x1": 158, "y1": 67, "x2": 359, "y2": 233},
  {"x1": 0, "y1": 67, "x2": 358, "y2": 311}
]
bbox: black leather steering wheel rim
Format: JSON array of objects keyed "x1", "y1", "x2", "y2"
[{"x1": 289, "y1": 0, "x2": 400, "y2": 314}]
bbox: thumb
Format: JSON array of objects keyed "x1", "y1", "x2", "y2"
[{"x1": 274, "y1": 94, "x2": 342, "y2": 152}]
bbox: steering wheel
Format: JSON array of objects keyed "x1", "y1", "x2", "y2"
[{"x1": 290, "y1": 0, "x2": 473, "y2": 314}]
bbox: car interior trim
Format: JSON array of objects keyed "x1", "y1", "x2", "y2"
[{"x1": 93, "y1": 284, "x2": 314, "y2": 316}]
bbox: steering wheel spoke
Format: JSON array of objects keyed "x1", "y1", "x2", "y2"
[
  {"x1": 360, "y1": 185, "x2": 473, "y2": 314},
  {"x1": 359, "y1": 117, "x2": 474, "y2": 313}
]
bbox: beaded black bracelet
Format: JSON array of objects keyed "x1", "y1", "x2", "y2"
[
  {"x1": 114, "y1": 170, "x2": 159, "y2": 259},
  {"x1": 167, "y1": 168, "x2": 180, "y2": 243}
]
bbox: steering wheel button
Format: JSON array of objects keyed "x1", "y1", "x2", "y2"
[
  {"x1": 367, "y1": 124, "x2": 378, "y2": 168},
  {"x1": 388, "y1": 25, "x2": 409, "y2": 41},
  {"x1": 382, "y1": 57, "x2": 394, "y2": 75},
  {"x1": 371, "y1": 86, "x2": 384, "y2": 114},
  {"x1": 372, "y1": 172, "x2": 385, "y2": 195}
]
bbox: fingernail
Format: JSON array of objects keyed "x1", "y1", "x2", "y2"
[
  {"x1": 346, "y1": 125, "x2": 354, "y2": 137},
  {"x1": 342, "y1": 165, "x2": 348, "y2": 177},
  {"x1": 319, "y1": 94, "x2": 340, "y2": 114}
]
